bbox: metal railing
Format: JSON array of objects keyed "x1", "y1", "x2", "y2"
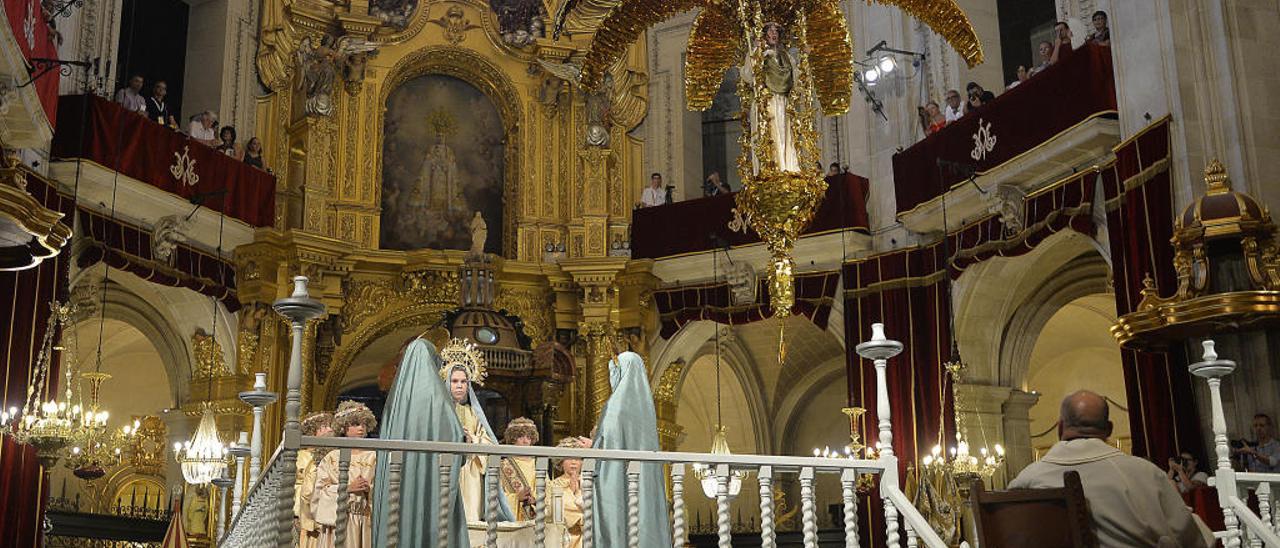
[
  {"x1": 1192, "y1": 340, "x2": 1280, "y2": 547},
  {"x1": 220, "y1": 276, "x2": 947, "y2": 548}
]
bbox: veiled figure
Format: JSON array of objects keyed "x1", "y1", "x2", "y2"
[
  {"x1": 441, "y1": 351, "x2": 513, "y2": 523},
  {"x1": 371, "y1": 338, "x2": 469, "y2": 547},
  {"x1": 743, "y1": 22, "x2": 799, "y2": 173},
  {"x1": 591, "y1": 351, "x2": 673, "y2": 547}
]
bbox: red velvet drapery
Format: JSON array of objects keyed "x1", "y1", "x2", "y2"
[
  {"x1": 1102, "y1": 118, "x2": 1203, "y2": 464},
  {"x1": 52, "y1": 94, "x2": 276, "y2": 227},
  {"x1": 0, "y1": 175, "x2": 72, "y2": 548},
  {"x1": 651, "y1": 271, "x2": 839, "y2": 338},
  {"x1": 3, "y1": 0, "x2": 60, "y2": 126},
  {"x1": 892, "y1": 43, "x2": 1117, "y2": 216}
]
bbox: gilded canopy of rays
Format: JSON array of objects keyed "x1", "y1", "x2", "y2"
[{"x1": 560, "y1": 0, "x2": 984, "y2": 112}]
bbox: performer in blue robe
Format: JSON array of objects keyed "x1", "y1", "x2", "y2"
[
  {"x1": 371, "y1": 337, "x2": 513, "y2": 548},
  {"x1": 591, "y1": 350, "x2": 673, "y2": 547}
]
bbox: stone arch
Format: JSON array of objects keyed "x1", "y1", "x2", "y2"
[
  {"x1": 952, "y1": 229, "x2": 1106, "y2": 385},
  {"x1": 773, "y1": 355, "x2": 849, "y2": 456},
  {"x1": 69, "y1": 272, "x2": 193, "y2": 404},
  {"x1": 377, "y1": 46, "x2": 525, "y2": 258},
  {"x1": 678, "y1": 329, "x2": 771, "y2": 452},
  {"x1": 323, "y1": 304, "x2": 455, "y2": 407}
]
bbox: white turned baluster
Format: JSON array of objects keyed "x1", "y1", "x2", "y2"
[
  {"x1": 582, "y1": 460, "x2": 596, "y2": 548},
  {"x1": 1253, "y1": 482, "x2": 1272, "y2": 548},
  {"x1": 1191, "y1": 340, "x2": 1241, "y2": 548},
  {"x1": 883, "y1": 496, "x2": 901, "y2": 548},
  {"x1": 672, "y1": 463, "x2": 687, "y2": 547},
  {"x1": 535, "y1": 457, "x2": 549, "y2": 548},
  {"x1": 334, "y1": 448, "x2": 352, "y2": 547},
  {"x1": 800, "y1": 467, "x2": 817, "y2": 548},
  {"x1": 486, "y1": 454, "x2": 501, "y2": 548},
  {"x1": 857, "y1": 324, "x2": 903, "y2": 548},
  {"x1": 386, "y1": 451, "x2": 404, "y2": 548},
  {"x1": 438, "y1": 458, "x2": 454, "y2": 548},
  {"x1": 274, "y1": 276, "x2": 325, "y2": 548},
  {"x1": 906, "y1": 519, "x2": 919, "y2": 548},
  {"x1": 759, "y1": 466, "x2": 776, "y2": 548},
  {"x1": 621, "y1": 461, "x2": 639, "y2": 548},
  {"x1": 715, "y1": 464, "x2": 731, "y2": 548},
  {"x1": 840, "y1": 469, "x2": 859, "y2": 548}
]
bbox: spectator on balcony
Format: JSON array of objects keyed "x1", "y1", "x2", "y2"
[
  {"x1": 826, "y1": 162, "x2": 844, "y2": 178},
  {"x1": 1050, "y1": 21, "x2": 1075, "y2": 65},
  {"x1": 1166, "y1": 451, "x2": 1208, "y2": 494},
  {"x1": 244, "y1": 137, "x2": 266, "y2": 170},
  {"x1": 943, "y1": 89, "x2": 963, "y2": 122},
  {"x1": 1086, "y1": 11, "x2": 1110, "y2": 46},
  {"x1": 188, "y1": 111, "x2": 219, "y2": 147},
  {"x1": 702, "y1": 170, "x2": 731, "y2": 197},
  {"x1": 1009, "y1": 390, "x2": 1212, "y2": 548},
  {"x1": 215, "y1": 126, "x2": 242, "y2": 159},
  {"x1": 1029, "y1": 41, "x2": 1053, "y2": 76},
  {"x1": 965, "y1": 82, "x2": 994, "y2": 112},
  {"x1": 918, "y1": 101, "x2": 946, "y2": 136},
  {"x1": 114, "y1": 75, "x2": 146, "y2": 114},
  {"x1": 1234, "y1": 413, "x2": 1280, "y2": 473},
  {"x1": 144, "y1": 80, "x2": 177, "y2": 128},
  {"x1": 1008, "y1": 65, "x2": 1030, "y2": 89},
  {"x1": 638, "y1": 172, "x2": 666, "y2": 208}
]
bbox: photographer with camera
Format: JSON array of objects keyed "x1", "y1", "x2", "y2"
[
  {"x1": 1233, "y1": 413, "x2": 1280, "y2": 473},
  {"x1": 702, "y1": 171, "x2": 731, "y2": 197},
  {"x1": 1166, "y1": 452, "x2": 1208, "y2": 494}
]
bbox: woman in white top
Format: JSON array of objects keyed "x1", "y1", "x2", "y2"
[{"x1": 1167, "y1": 452, "x2": 1209, "y2": 494}]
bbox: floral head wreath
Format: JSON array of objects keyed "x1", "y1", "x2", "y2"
[
  {"x1": 333, "y1": 400, "x2": 377, "y2": 433},
  {"x1": 439, "y1": 337, "x2": 488, "y2": 386}
]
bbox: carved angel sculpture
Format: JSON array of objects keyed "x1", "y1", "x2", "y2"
[{"x1": 296, "y1": 34, "x2": 378, "y2": 117}]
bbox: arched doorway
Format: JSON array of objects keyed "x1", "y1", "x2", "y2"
[{"x1": 1024, "y1": 293, "x2": 1130, "y2": 457}]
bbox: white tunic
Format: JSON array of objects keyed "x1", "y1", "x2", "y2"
[{"x1": 1009, "y1": 438, "x2": 1212, "y2": 548}]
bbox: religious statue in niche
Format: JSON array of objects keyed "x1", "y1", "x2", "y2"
[
  {"x1": 742, "y1": 21, "x2": 799, "y2": 172},
  {"x1": 381, "y1": 75, "x2": 505, "y2": 252},
  {"x1": 490, "y1": 0, "x2": 545, "y2": 47}
]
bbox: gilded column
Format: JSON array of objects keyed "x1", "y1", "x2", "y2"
[{"x1": 578, "y1": 320, "x2": 614, "y2": 422}]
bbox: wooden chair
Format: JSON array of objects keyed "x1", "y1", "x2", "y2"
[{"x1": 970, "y1": 471, "x2": 1098, "y2": 548}]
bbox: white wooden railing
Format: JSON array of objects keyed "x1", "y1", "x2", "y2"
[
  {"x1": 1192, "y1": 340, "x2": 1280, "y2": 547},
  {"x1": 219, "y1": 276, "x2": 947, "y2": 548}
]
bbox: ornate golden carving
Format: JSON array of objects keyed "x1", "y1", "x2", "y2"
[
  {"x1": 494, "y1": 285, "x2": 553, "y2": 344},
  {"x1": 127, "y1": 416, "x2": 168, "y2": 477},
  {"x1": 427, "y1": 5, "x2": 482, "y2": 45},
  {"x1": 191, "y1": 328, "x2": 226, "y2": 379}
]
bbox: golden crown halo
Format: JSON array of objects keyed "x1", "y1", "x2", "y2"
[{"x1": 439, "y1": 337, "x2": 488, "y2": 386}]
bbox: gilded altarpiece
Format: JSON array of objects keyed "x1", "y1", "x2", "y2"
[{"x1": 242, "y1": 0, "x2": 657, "y2": 444}]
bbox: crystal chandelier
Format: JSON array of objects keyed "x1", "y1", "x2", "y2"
[
  {"x1": 65, "y1": 372, "x2": 139, "y2": 480},
  {"x1": 0, "y1": 302, "x2": 89, "y2": 468},
  {"x1": 694, "y1": 425, "x2": 748, "y2": 498},
  {"x1": 174, "y1": 404, "x2": 228, "y2": 484},
  {"x1": 924, "y1": 356, "x2": 1005, "y2": 481}
]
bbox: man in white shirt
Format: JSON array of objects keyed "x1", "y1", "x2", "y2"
[
  {"x1": 114, "y1": 75, "x2": 146, "y2": 114},
  {"x1": 942, "y1": 89, "x2": 963, "y2": 123},
  {"x1": 1009, "y1": 390, "x2": 1212, "y2": 548},
  {"x1": 638, "y1": 172, "x2": 666, "y2": 208},
  {"x1": 187, "y1": 111, "x2": 219, "y2": 147}
]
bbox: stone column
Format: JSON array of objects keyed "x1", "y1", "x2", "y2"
[
  {"x1": 561, "y1": 258, "x2": 629, "y2": 423},
  {"x1": 1001, "y1": 389, "x2": 1041, "y2": 478}
]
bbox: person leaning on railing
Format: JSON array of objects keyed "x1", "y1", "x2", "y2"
[
  {"x1": 144, "y1": 80, "x2": 178, "y2": 129},
  {"x1": 1233, "y1": 413, "x2": 1280, "y2": 473}
]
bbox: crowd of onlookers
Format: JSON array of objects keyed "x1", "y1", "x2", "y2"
[
  {"x1": 918, "y1": 11, "x2": 1111, "y2": 138},
  {"x1": 113, "y1": 74, "x2": 268, "y2": 172}
]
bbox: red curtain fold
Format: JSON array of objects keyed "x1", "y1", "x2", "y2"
[
  {"x1": 843, "y1": 246, "x2": 955, "y2": 548},
  {"x1": 631, "y1": 173, "x2": 869, "y2": 259},
  {"x1": 0, "y1": 175, "x2": 72, "y2": 548},
  {"x1": 3, "y1": 0, "x2": 60, "y2": 126},
  {"x1": 75, "y1": 209, "x2": 240, "y2": 313},
  {"x1": 651, "y1": 271, "x2": 839, "y2": 338},
  {"x1": 51, "y1": 94, "x2": 276, "y2": 227},
  {"x1": 893, "y1": 44, "x2": 1117, "y2": 216},
  {"x1": 1101, "y1": 118, "x2": 1203, "y2": 464}
]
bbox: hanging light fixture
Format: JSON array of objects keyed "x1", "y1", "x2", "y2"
[
  {"x1": 692, "y1": 250, "x2": 748, "y2": 499},
  {"x1": 174, "y1": 201, "x2": 230, "y2": 485},
  {"x1": 65, "y1": 372, "x2": 139, "y2": 480},
  {"x1": 175, "y1": 404, "x2": 228, "y2": 484},
  {"x1": 0, "y1": 302, "x2": 90, "y2": 468}
]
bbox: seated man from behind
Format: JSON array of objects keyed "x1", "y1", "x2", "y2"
[{"x1": 1009, "y1": 390, "x2": 1211, "y2": 548}]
